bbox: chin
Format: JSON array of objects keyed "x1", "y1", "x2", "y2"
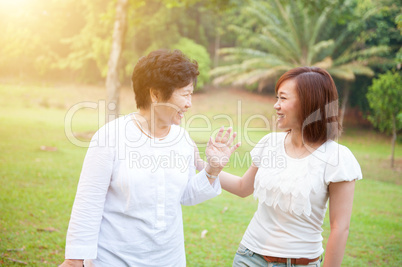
[
  {"x1": 277, "y1": 123, "x2": 285, "y2": 129},
  {"x1": 171, "y1": 117, "x2": 182, "y2": 125},
  {"x1": 172, "y1": 113, "x2": 184, "y2": 125},
  {"x1": 277, "y1": 124, "x2": 290, "y2": 131}
]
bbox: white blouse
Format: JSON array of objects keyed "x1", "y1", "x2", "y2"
[
  {"x1": 65, "y1": 114, "x2": 221, "y2": 266},
  {"x1": 241, "y1": 132, "x2": 362, "y2": 258}
]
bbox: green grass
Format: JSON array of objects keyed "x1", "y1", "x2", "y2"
[{"x1": 0, "y1": 83, "x2": 401, "y2": 266}]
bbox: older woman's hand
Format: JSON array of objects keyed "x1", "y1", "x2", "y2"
[
  {"x1": 205, "y1": 127, "x2": 240, "y2": 176},
  {"x1": 59, "y1": 259, "x2": 84, "y2": 267}
]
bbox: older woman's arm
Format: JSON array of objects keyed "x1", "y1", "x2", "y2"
[
  {"x1": 60, "y1": 124, "x2": 116, "y2": 266},
  {"x1": 193, "y1": 140, "x2": 207, "y2": 172},
  {"x1": 323, "y1": 180, "x2": 356, "y2": 267}
]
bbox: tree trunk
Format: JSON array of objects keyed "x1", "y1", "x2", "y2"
[
  {"x1": 214, "y1": 24, "x2": 221, "y2": 68},
  {"x1": 391, "y1": 115, "x2": 396, "y2": 168},
  {"x1": 105, "y1": 0, "x2": 128, "y2": 123},
  {"x1": 339, "y1": 82, "x2": 350, "y2": 126},
  {"x1": 195, "y1": 5, "x2": 201, "y2": 44}
]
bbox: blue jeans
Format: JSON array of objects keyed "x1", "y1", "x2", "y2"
[{"x1": 232, "y1": 244, "x2": 321, "y2": 267}]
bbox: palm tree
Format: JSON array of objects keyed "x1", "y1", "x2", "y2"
[{"x1": 210, "y1": 0, "x2": 389, "y2": 124}]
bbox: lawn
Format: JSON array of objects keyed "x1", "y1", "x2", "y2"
[{"x1": 0, "y1": 83, "x2": 400, "y2": 266}]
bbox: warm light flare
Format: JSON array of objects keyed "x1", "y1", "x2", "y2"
[{"x1": 0, "y1": 0, "x2": 32, "y2": 9}]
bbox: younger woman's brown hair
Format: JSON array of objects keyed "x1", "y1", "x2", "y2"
[{"x1": 275, "y1": 67, "x2": 342, "y2": 144}]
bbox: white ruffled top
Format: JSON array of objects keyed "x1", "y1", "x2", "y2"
[{"x1": 241, "y1": 132, "x2": 362, "y2": 259}]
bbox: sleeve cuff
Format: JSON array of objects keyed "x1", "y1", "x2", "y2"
[
  {"x1": 65, "y1": 245, "x2": 97, "y2": 260},
  {"x1": 199, "y1": 169, "x2": 222, "y2": 196}
]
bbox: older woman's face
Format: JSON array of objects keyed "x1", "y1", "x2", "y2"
[
  {"x1": 273, "y1": 79, "x2": 301, "y2": 131},
  {"x1": 153, "y1": 83, "x2": 193, "y2": 126}
]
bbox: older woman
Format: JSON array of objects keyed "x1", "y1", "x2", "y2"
[
  {"x1": 60, "y1": 50, "x2": 239, "y2": 267},
  {"x1": 214, "y1": 67, "x2": 362, "y2": 267}
]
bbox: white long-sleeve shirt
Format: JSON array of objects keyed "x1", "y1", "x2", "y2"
[{"x1": 65, "y1": 114, "x2": 221, "y2": 266}]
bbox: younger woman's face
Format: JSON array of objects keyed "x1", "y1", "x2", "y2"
[{"x1": 274, "y1": 79, "x2": 302, "y2": 131}]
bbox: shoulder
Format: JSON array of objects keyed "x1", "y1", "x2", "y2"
[
  {"x1": 90, "y1": 115, "x2": 133, "y2": 146},
  {"x1": 255, "y1": 132, "x2": 286, "y2": 148},
  {"x1": 250, "y1": 132, "x2": 285, "y2": 161},
  {"x1": 322, "y1": 141, "x2": 363, "y2": 183},
  {"x1": 321, "y1": 140, "x2": 358, "y2": 166}
]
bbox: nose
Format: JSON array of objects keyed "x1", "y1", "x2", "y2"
[
  {"x1": 185, "y1": 97, "x2": 192, "y2": 108},
  {"x1": 274, "y1": 100, "x2": 280, "y2": 110}
]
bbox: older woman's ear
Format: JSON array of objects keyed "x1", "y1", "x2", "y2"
[{"x1": 150, "y1": 88, "x2": 159, "y2": 103}]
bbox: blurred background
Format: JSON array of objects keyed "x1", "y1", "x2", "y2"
[
  {"x1": 0, "y1": 0, "x2": 400, "y2": 125},
  {"x1": 0, "y1": 0, "x2": 401, "y2": 265}
]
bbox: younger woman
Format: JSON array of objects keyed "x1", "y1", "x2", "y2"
[{"x1": 219, "y1": 67, "x2": 362, "y2": 266}]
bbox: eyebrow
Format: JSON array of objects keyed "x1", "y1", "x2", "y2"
[{"x1": 182, "y1": 88, "x2": 193, "y2": 93}]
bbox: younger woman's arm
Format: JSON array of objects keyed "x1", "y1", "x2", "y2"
[
  {"x1": 193, "y1": 127, "x2": 256, "y2": 197},
  {"x1": 323, "y1": 180, "x2": 356, "y2": 267},
  {"x1": 218, "y1": 165, "x2": 258, "y2": 198}
]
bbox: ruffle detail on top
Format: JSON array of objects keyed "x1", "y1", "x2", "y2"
[
  {"x1": 254, "y1": 155, "x2": 326, "y2": 217},
  {"x1": 251, "y1": 132, "x2": 331, "y2": 217},
  {"x1": 251, "y1": 132, "x2": 362, "y2": 217}
]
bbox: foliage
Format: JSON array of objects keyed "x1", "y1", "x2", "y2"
[
  {"x1": 367, "y1": 70, "x2": 402, "y2": 134},
  {"x1": 210, "y1": 0, "x2": 390, "y2": 92},
  {"x1": 348, "y1": 75, "x2": 372, "y2": 112},
  {"x1": 350, "y1": 0, "x2": 402, "y2": 70},
  {"x1": 0, "y1": 0, "x2": 221, "y2": 83},
  {"x1": 57, "y1": 0, "x2": 117, "y2": 82},
  {"x1": 0, "y1": 0, "x2": 86, "y2": 79},
  {"x1": 171, "y1": 38, "x2": 211, "y2": 89},
  {"x1": 62, "y1": 0, "x2": 237, "y2": 84},
  {"x1": 340, "y1": 0, "x2": 402, "y2": 112},
  {"x1": 0, "y1": 0, "x2": 397, "y2": 94}
]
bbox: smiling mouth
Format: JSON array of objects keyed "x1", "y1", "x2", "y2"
[
  {"x1": 277, "y1": 114, "x2": 285, "y2": 119},
  {"x1": 178, "y1": 111, "x2": 185, "y2": 118}
]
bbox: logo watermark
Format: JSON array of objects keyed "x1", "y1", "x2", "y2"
[{"x1": 64, "y1": 99, "x2": 341, "y2": 169}]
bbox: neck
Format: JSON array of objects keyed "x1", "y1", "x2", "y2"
[
  {"x1": 287, "y1": 130, "x2": 304, "y2": 148},
  {"x1": 287, "y1": 129, "x2": 324, "y2": 152},
  {"x1": 136, "y1": 109, "x2": 170, "y2": 138}
]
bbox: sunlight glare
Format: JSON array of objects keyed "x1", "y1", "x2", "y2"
[{"x1": 0, "y1": 0, "x2": 32, "y2": 9}]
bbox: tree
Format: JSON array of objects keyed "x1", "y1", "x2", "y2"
[
  {"x1": 346, "y1": 0, "x2": 402, "y2": 116},
  {"x1": 106, "y1": 0, "x2": 129, "y2": 122},
  {"x1": 210, "y1": 0, "x2": 390, "y2": 124},
  {"x1": 59, "y1": 0, "x2": 126, "y2": 83},
  {"x1": 366, "y1": 71, "x2": 402, "y2": 168}
]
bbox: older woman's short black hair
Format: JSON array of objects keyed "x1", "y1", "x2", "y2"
[{"x1": 131, "y1": 49, "x2": 199, "y2": 109}]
